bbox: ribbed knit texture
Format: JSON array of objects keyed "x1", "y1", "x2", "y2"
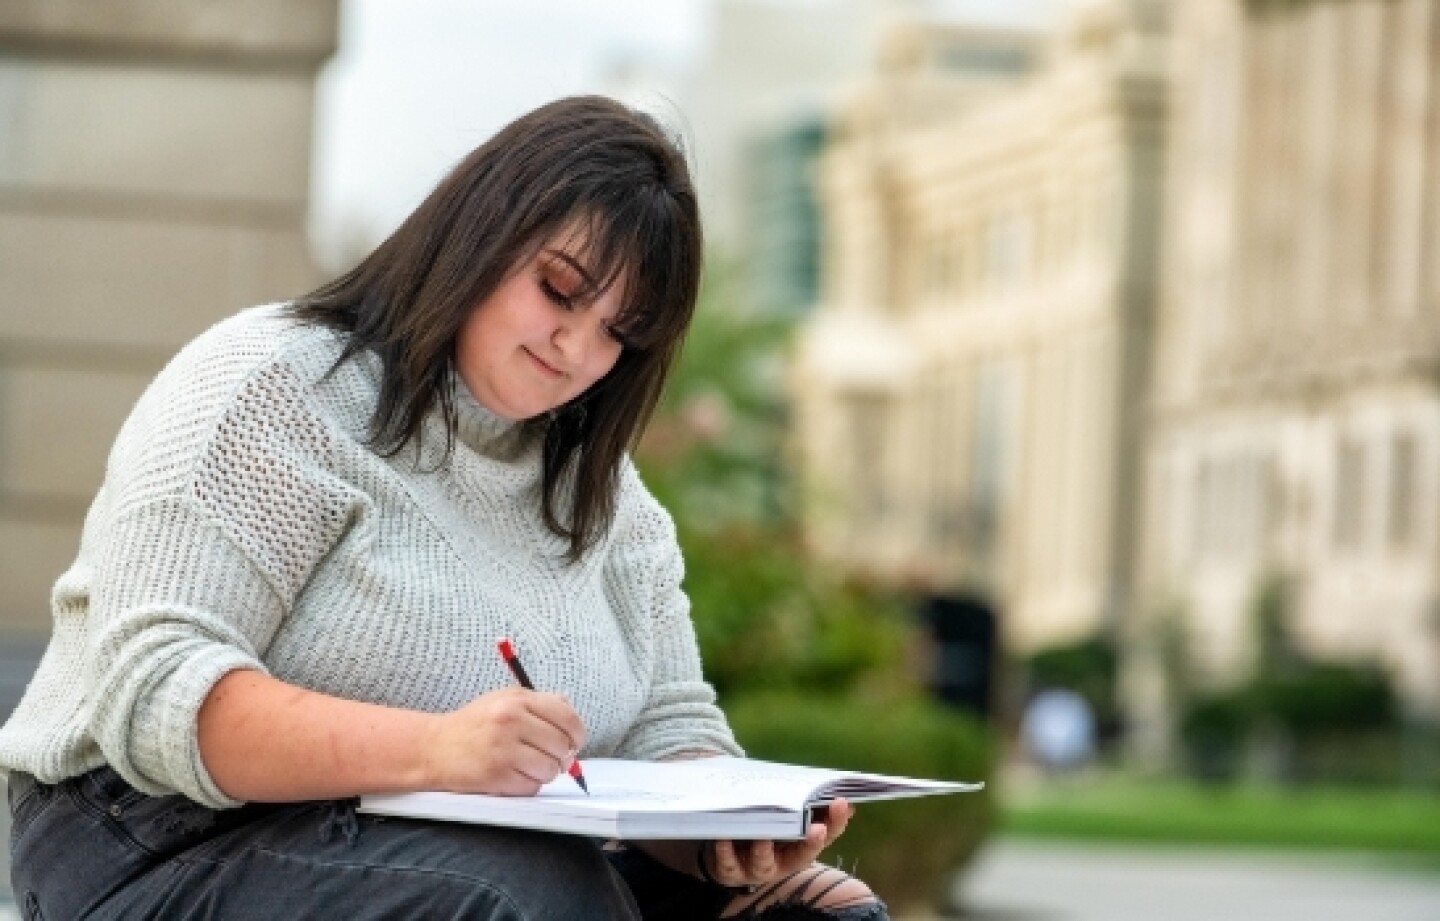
[{"x1": 0, "y1": 304, "x2": 739, "y2": 809}]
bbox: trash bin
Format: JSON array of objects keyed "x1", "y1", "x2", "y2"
[{"x1": 918, "y1": 594, "x2": 998, "y2": 722}]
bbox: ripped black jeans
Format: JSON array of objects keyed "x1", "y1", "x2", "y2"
[{"x1": 7, "y1": 768, "x2": 887, "y2": 921}]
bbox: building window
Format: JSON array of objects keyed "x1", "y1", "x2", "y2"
[
  {"x1": 984, "y1": 212, "x2": 1033, "y2": 290},
  {"x1": 1195, "y1": 459, "x2": 1217, "y2": 561},
  {"x1": 938, "y1": 44, "x2": 1031, "y2": 76},
  {"x1": 1334, "y1": 438, "x2": 1365, "y2": 550},
  {"x1": 970, "y1": 363, "x2": 1010, "y2": 546},
  {"x1": 923, "y1": 233, "x2": 947, "y2": 299},
  {"x1": 1194, "y1": 452, "x2": 1273, "y2": 562},
  {"x1": 947, "y1": 227, "x2": 966, "y2": 296},
  {"x1": 848, "y1": 393, "x2": 890, "y2": 522},
  {"x1": 1388, "y1": 432, "x2": 1417, "y2": 550}
]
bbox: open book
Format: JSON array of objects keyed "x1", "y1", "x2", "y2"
[{"x1": 358, "y1": 756, "x2": 983, "y2": 840}]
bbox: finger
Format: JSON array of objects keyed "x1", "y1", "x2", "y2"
[
  {"x1": 527, "y1": 692, "x2": 588, "y2": 753},
  {"x1": 480, "y1": 749, "x2": 546, "y2": 795},
  {"x1": 509, "y1": 737, "x2": 570, "y2": 785},
  {"x1": 747, "y1": 839, "x2": 777, "y2": 880},
  {"x1": 712, "y1": 839, "x2": 743, "y2": 884},
  {"x1": 514, "y1": 711, "x2": 579, "y2": 770},
  {"x1": 822, "y1": 797, "x2": 852, "y2": 844},
  {"x1": 772, "y1": 820, "x2": 827, "y2": 871}
]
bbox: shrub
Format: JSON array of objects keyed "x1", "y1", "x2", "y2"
[
  {"x1": 680, "y1": 522, "x2": 914, "y2": 698},
  {"x1": 1256, "y1": 662, "x2": 1396, "y2": 737},
  {"x1": 1179, "y1": 687, "x2": 1254, "y2": 782},
  {"x1": 725, "y1": 691, "x2": 993, "y2": 914},
  {"x1": 1180, "y1": 662, "x2": 1405, "y2": 784},
  {"x1": 1175, "y1": 571, "x2": 1411, "y2": 785}
]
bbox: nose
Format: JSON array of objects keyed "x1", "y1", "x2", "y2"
[
  {"x1": 552, "y1": 316, "x2": 587, "y2": 366},
  {"x1": 552, "y1": 309, "x2": 609, "y2": 368}
]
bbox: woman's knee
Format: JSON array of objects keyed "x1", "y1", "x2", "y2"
[{"x1": 365, "y1": 820, "x2": 639, "y2": 919}]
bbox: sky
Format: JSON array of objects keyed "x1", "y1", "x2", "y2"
[{"x1": 309, "y1": 0, "x2": 1062, "y2": 269}]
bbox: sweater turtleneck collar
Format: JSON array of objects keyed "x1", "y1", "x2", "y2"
[{"x1": 450, "y1": 370, "x2": 527, "y2": 455}]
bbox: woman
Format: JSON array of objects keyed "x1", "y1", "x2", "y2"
[{"x1": 0, "y1": 97, "x2": 887, "y2": 920}]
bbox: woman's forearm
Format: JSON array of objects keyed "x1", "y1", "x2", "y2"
[{"x1": 197, "y1": 668, "x2": 441, "y2": 802}]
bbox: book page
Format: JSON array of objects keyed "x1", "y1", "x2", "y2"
[
  {"x1": 532, "y1": 758, "x2": 819, "y2": 812},
  {"x1": 535, "y1": 757, "x2": 980, "y2": 813}
]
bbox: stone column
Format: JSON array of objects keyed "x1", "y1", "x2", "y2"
[{"x1": 0, "y1": 1, "x2": 339, "y2": 654}]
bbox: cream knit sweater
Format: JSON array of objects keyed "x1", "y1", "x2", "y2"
[{"x1": 0, "y1": 304, "x2": 739, "y2": 809}]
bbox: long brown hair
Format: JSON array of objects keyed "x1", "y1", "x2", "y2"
[{"x1": 289, "y1": 95, "x2": 703, "y2": 561}]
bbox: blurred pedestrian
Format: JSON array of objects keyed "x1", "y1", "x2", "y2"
[
  {"x1": 1021, "y1": 688, "x2": 1097, "y2": 773},
  {"x1": 0, "y1": 96, "x2": 885, "y2": 921}
]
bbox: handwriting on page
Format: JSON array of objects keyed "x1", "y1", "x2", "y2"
[
  {"x1": 541, "y1": 785, "x2": 676, "y2": 803},
  {"x1": 681, "y1": 767, "x2": 800, "y2": 789}
]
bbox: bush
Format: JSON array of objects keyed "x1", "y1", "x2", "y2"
[
  {"x1": 1256, "y1": 662, "x2": 1400, "y2": 784},
  {"x1": 1174, "y1": 572, "x2": 1411, "y2": 785},
  {"x1": 1256, "y1": 662, "x2": 1396, "y2": 737},
  {"x1": 1179, "y1": 687, "x2": 1254, "y2": 782},
  {"x1": 681, "y1": 522, "x2": 914, "y2": 698},
  {"x1": 1179, "y1": 662, "x2": 1405, "y2": 785},
  {"x1": 725, "y1": 691, "x2": 993, "y2": 914}
]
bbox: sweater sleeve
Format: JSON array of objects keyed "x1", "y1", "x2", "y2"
[
  {"x1": 82, "y1": 325, "x2": 362, "y2": 808},
  {"x1": 610, "y1": 470, "x2": 742, "y2": 762}
]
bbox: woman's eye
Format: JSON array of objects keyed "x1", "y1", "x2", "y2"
[
  {"x1": 603, "y1": 324, "x2": 632, "y2": 348},
  {"x1": 539, "y1": 276, "x2": 578, "y2": 309}
]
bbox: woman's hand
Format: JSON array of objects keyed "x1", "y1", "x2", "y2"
[
  {"x1": 421, "y1": 687, "x2": 587, "y2": 796},
  {"x1": 701, "y1": 798, "x2": 854, "y2": 891}
]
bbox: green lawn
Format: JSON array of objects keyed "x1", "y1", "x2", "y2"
[{"x1": 999, "y1": 776, "x2": 1440, "y2": 860}]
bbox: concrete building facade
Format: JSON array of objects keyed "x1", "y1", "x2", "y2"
[
  {"x1": 0, "y1": 0, "x2": 338, "y2": 676},
  {"x1": 1137, "y1": 0, "x2": 1440, "y2": 723},
  {"x1": 792, "y1": 2, "x2": 1166, "y2": 652}
]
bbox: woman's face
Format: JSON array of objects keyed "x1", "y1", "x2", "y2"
[{"x1": 456, "y1": 237, "x2": 627, "y2": 421}]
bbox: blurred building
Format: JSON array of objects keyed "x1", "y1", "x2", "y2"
[
  {"x1": 792, "y1": 2, "x2": 1165, "y2": 653},
  {"x1": 684, "y1": 0, "x2": 885, "y2": 256},
  {"x1": 0, "y1": 0, "x2": 336, "y2": 711},
  {"x1": 681, "y1": 0, "x2": 1058, "y2": 313},
  {"x1": 1132, "y1": 0, "x2": 1440, "y2": 742},
  {"x1": 744, "y1": 115, "x2": 830, "y2": 315}
]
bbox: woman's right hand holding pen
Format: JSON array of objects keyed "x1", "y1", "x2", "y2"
[
  {"x1": 198, "y1": 670, "x2": 584, "y2": 804},
  {"x1": 421, "y1": 687, "x2": 586, "y2": 796}
]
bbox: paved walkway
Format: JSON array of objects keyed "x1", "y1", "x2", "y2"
[{"x1": 951, "y1": 839, "x2": 1440, "y2": 921}]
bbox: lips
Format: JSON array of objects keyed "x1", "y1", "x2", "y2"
[{"x1": 524, "y1": 347, "x2": 564, "y2": 377}]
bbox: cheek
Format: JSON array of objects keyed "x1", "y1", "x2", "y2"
[
  {"x1": 587, "y1": 343, "x2": 624, "y2": 385},
  {"x1": 454, "y1": 314, "x2": 483, "y2": 367}
]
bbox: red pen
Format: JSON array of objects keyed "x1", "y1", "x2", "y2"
[{"x1": 496, "y1": 637, "x2": 590, "y2": 795}]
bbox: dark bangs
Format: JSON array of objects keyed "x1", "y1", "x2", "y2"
[
  {"x1": 507, "y1": 139, "x2": 700, "y2": 360},
  {"x1": 557, "y1": 192, "x2": 697, "y2": 355}
]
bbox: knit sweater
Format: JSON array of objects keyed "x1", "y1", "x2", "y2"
[{"x1": 0, "y1": 304, "x2": 739, "y2": 809}]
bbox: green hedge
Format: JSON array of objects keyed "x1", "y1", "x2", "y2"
[
  {"x1": 1179, "y1": 661, "x2": 1407, "y2": 784},
  {"x1": 725, "y1": 691, "x2": 993, "y2": 913}
]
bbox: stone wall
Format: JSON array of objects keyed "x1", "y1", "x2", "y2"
[{"x1": 0, "y1": 1, "x2": 338, "y2": 649}]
